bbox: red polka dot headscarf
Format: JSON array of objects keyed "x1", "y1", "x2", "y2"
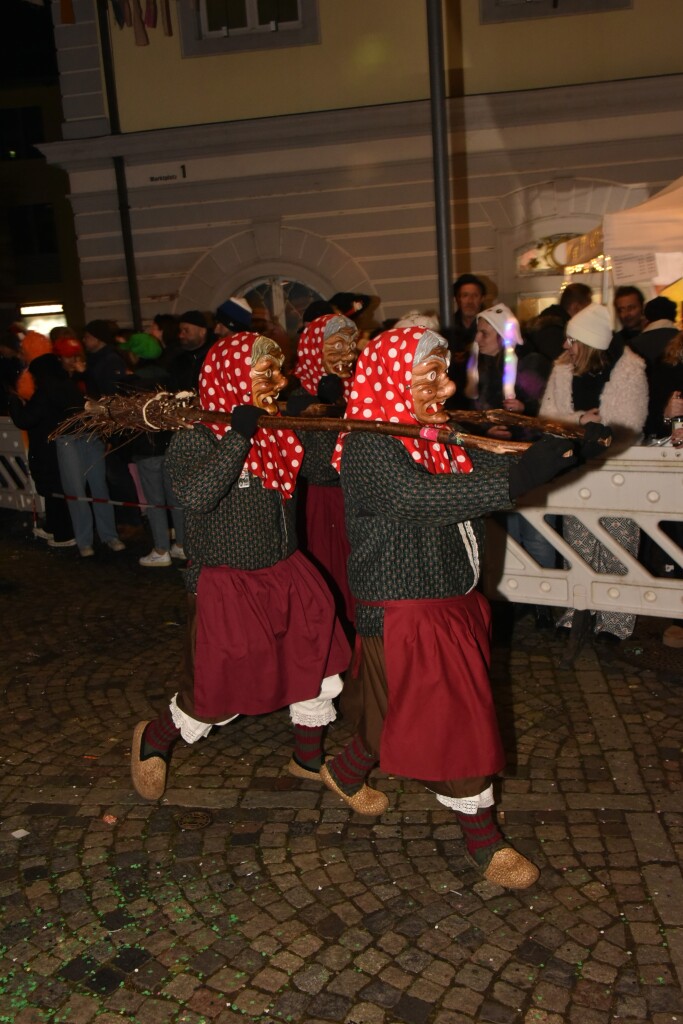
[
  {"x1": 332, "y1": 327, "x2": 473, "y2": 476},
  {"x1": 293, "y1": 314, "x2": 357, "y2": 400},
  {"x1": 199, "y1": 332, "x2": 303, "y2": 499}
]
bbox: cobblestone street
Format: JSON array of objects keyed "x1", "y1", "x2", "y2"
[{"x1": 1, "y1": 509, "x2": 682, "y2": 1024}]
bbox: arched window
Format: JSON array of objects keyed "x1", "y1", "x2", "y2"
[{"x1": 240, "y1": 276, "x2": 326, "y2": 336}]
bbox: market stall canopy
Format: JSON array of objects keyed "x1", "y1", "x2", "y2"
[
  {"x1": 603, "y1": 176, "x2": 683, "y2": 284},
  {"x1": 565, "y1": 176, "x2": 683, "y2": 286},
  {"x1": 602, "y1": 176, "x2": 683, "y2": 255}
]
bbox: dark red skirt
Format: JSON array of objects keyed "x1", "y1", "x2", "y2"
[
  {"x1": 378, "y1": 591, "x2": 505, "y2": 781},
  {"x1": 304, "y1": 484, "x2": 355, "y2": 625},
  {"x1": 193, "y1": 550, "x2": 350, "y2": 719}
]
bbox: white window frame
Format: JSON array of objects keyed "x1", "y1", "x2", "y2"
[{"x1": 179, "y1": 0, "x2": 320, "y2": 57}]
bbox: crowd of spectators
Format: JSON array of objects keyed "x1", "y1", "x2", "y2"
[{"x1": 1, "y1": 280, "x2": 681, "y2": 646}]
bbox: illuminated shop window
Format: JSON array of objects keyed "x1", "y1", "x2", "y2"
[{"x1": 516, "y1": 234, "x2": 579, "y2": 277}]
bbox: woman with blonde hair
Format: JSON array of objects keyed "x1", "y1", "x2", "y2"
[{"x1": 540, "y1": 303, "x2": 648, "y2": 641}]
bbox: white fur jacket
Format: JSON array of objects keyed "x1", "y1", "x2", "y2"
[{"x1": 540, "y1": 347, "x2": 648, "y2": 443}]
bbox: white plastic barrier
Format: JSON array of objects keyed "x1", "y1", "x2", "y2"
[
  {"x1": 483, "y1": 445, "x2": 683, "y2": 620},
  {"x1": 0, "y1": 416, "x2": 41, "y2": 512}
]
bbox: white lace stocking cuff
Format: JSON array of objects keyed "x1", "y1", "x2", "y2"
[
  {"x1": 435, "y1": 784, "x2": 495, "y2": 814},
  {"x1": 170, "y1": 694, "x2": 238, "y2": 743}
]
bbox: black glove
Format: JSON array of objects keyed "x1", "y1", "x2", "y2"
[
  {"x1": 579, "y1": 422, "x2": 612, "y2": 461},
  {"x1": 230, "y1": 405, "x2": 262, "y2": 440},
  {"x1": 509, "y1": 435, "x2": 578, "y2": 500},
  {"x1": 286, "y1": 391, "x2": 317, "y2": 416},
  {"x1": 317, "y1": 374, "x2": 344, "y2": 405}
]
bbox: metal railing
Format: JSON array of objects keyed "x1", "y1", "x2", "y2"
[
  {"x1": 484, "y1": 445, "x2": 683, "y2": 620},
  {"x1": 2, "y1": 415, "x2": 681, "y2": 622},
  {"x1": 0, "y1": 417, "x2": 39, "y2": 512}
]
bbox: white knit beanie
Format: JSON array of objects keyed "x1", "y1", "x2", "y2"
[{"x1": 566, "y1": 303, "x2": 613, "y2": 351}]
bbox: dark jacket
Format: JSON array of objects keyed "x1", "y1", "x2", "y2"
[
  {"x1": 122, "y1": 362, "x2": 174, "y2": 460},
  {"x1": 629, "y1": 326, "x2": 679, "y2": 367},
  {"x1": 85, "y1": 344, "x2": 127, "y2": 398},
  {"x1": 645, "y1": 361, "x2": 683, "y2": 438},
  {"x1": 448, "y1": 350, "x2": 548, "y2": 438},
  {"x1": 168, "y1": 338, "x2": 215, "y2": 392},
  {"x1": 522, "y1": 303, "x2": 569, "y2": 366},
  {"x1": 8, "y1": 354, "x2": 84, "y2": 494},
  {"x1": 443, "y1": 312, "x2": 479, "y2": 397}
]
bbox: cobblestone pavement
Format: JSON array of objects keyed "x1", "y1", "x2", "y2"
[{"x1": 1, "y1": 509, "x2": 682, "y2": 1024}]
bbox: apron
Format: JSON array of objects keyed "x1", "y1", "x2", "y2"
[
  {"x1": 304, "y1": 483, "x2": 355, "y2": 625},
  {"x1": 192, "y1": 550, "x2": 350, "y2": 719},
  {"x1": 366, "y1": 591, "x2": 505, "y2": 781}
]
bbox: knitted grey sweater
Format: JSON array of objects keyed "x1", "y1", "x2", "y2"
[
  {"x1": 166, "y1": 424, "x2": 298, "y2": 592},
  {"x1": 340, "y1": 432, "x2": 514, "y2": 636}
]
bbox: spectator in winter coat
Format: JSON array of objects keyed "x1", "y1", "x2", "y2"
[
  {"x1": 82, "y1": 320, "x2": 127, "y2": 398},
  {"x1": 522, "y1": 283, "x2": 592, "y2": 378},
  {"x1": 540, "y1": 303, "x2": 647, "y2": 642},
  {"x1": 121, "y1": 332, "x2": 186, "y2": 568},
  {"x1": 8, "y1": 353, "x2": 79, "y2": 547}
]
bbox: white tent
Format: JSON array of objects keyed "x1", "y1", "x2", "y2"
[
  {"x1": 565, "y1": 176, "x2": 683, "y2": 287},
  {"x1": 603, "y1": 175, "x2": 683, "y2": 255},
  {"x1": 603, "y1": 175, "x2": 683, "y2": 286}
]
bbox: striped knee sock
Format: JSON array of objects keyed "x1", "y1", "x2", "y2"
[
  {"x1": 293, "y1": 724, "x2": 324, "y2": 770},
  {"x1": 328, "y1": 735, "x2": 378, "y2": 795},
  {"x1": 142, "y1": 707, "x2": 180, "y2": 760},
  {"x1": 456, "y1": 807, "x2": 505, "y2": 867}
]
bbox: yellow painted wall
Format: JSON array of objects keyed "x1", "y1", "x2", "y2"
[
  {"x1": 454, "y1": 0, "x2": 683, "y2": 95},
  {"x1": 111, "y1": 0, "x2": 429, "y2": 133}
]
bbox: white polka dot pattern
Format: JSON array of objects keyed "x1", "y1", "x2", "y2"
[
  {"x1": 198, "y1": 332, "x2": 300, "y2": 498},
  {"x1": 292, "y1": 315, "x2": 355, "y2": 402},
  {"x1": 332, "y1": 327, "x2": 470, "y2": 477}
]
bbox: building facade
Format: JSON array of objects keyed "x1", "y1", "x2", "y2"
[{"x1": 40, "y1": 0, "x2": 683, "y2": 329}]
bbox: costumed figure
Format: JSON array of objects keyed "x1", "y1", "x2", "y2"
[
  {"x1": 130, "y1": 333, "x2": 351, "y2": 800},
  {"x1": 320, "y1": 325, "x2": 584, "y2": 889},
  {"x1": 289, "y1": 313, "x2": 359, "y2": 625},
  {"x1": 540, "y1": 303, "x2": 648, "y2": 641}
]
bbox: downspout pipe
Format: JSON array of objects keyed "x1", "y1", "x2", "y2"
[
  {"x1": 95, "y1": 0, "x2": 142, "y2": 329},
  {"x1": 425, "y1": 0, "x2": 453, "y2": 330}
]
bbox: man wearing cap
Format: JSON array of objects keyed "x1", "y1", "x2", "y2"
[
  {"x1": 169, "y1": 311, "x2": 216, "y2": 392},
  {"x1": 82, "y1": 320, "x2": 127, "y2": 398},
  {"x1": 214, "y1": 297, "x2": 253, "y2": 339},
  {"x1": 120, "y1": 331, "x2": 167, "y2": 381}
]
